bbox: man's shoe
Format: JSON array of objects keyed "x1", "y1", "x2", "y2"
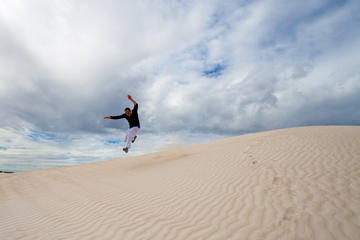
[
  {"x1": 123, "y1": 147, "x2": 128, "y2": 153},
  {"x1": 132, "y1": 135, "x2": 137, "y2": 143}
]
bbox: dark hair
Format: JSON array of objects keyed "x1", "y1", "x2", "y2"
[{"x1": 124, "y1": 107, "x2": 131, "y2": 112}]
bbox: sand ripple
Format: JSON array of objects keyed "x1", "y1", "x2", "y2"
[{"x1": 1, "y1": 126, "x2": 360, "y2": 239}]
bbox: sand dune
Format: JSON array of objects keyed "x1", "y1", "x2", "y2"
[{"x1": 1, "y1": 126, "x2": 360, "y2": 240}]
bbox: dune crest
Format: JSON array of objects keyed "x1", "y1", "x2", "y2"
[{"x1": 1, "y1": 126, "x2": 360, "y2": 240}]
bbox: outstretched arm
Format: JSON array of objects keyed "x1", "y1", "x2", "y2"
[
  {"x1": 104, "y1": 114, "x2": 126, "y2": 120},
  {"x1": 128, "y1": 95, "x2": 137, "y2": 105}
]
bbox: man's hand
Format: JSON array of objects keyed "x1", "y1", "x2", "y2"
[
  {"x1": 104, "y1": 116, "x2": 111, "y2": 119},
  {"x1": 128, "y1": 94, "x2": 137, "y2": 105}
]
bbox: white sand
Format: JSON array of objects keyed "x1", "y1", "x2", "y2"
[{"x1": 1, "y1": 126, "x2": 360, "y2": 240}]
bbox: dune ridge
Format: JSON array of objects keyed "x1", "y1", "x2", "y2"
[{"x1": 1, "y1": 126, "x2": 360, "y2": 239}]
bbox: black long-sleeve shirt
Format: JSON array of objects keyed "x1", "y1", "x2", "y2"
[{"x1": 110, "y1": 103, "x2": 140, "y2": 128}]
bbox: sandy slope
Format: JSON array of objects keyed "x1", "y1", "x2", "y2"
[{"x1": 0, "y1": 126, "x2": 359, "y2": 240}]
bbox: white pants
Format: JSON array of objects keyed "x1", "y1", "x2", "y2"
[{"x1": 124, "y1": 127, "x2": 140, "y2": 149}]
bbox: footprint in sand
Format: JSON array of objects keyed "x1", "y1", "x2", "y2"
[
  {"x1": 283, "y1": 207, "x2": 298, "y2": 221},
  {"x1": 272, "y1": 176, "x2": 285, "y2": 185}
]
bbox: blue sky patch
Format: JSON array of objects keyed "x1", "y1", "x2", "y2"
[
  {"x1": 105, "y1": 139, "x2": 121, "y2": 144},
  {"x1": 28, "y1": 130, "x2": 56, "y2": 141},
  {"x1": 0, "y1": 146, "x2": 8, "y2": 150},
  {"x1": 203, "y1": 64, "x2": 226, "y2": 78},
  {"x1": 27, "y1": 130, "x2": 69, "y2": 142}
]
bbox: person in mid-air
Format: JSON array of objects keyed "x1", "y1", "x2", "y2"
[{"x1": 104, "y1": 95, "x2": 140, "y2": 153}]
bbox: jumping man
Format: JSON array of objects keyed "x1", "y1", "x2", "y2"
[{"x1": 104, "y1": 95, "x2": 140, "y2": 153}]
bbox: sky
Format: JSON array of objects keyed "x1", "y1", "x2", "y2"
[{"x1": 1, "y1": 0, "x2": 360, "y2": 171}]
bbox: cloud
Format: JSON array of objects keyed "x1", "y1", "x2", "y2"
[
  {"x1": 0, "y1": 127, "x2": 224, "y2": 172},
  {"x1": 137, "y1": 0, "x2": 360, "y2": 133},
  {"x1": 0, "y1": 0, "x2": 359, "y2": 171},
  {"x1": 0, "y1": 0, "x2": 221, "y2": 133}
]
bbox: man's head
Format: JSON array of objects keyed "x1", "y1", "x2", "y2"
[{"x1": 124, "y1": 107, "x2": 131, "y2": 116}]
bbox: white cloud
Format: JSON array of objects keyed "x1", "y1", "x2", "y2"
[
  {"x1": 0, "y1": 127, "x2": 225, "y2": 172},
  {"x1": 0, "y1": 0, "x2": 359, "y2": 171}
]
